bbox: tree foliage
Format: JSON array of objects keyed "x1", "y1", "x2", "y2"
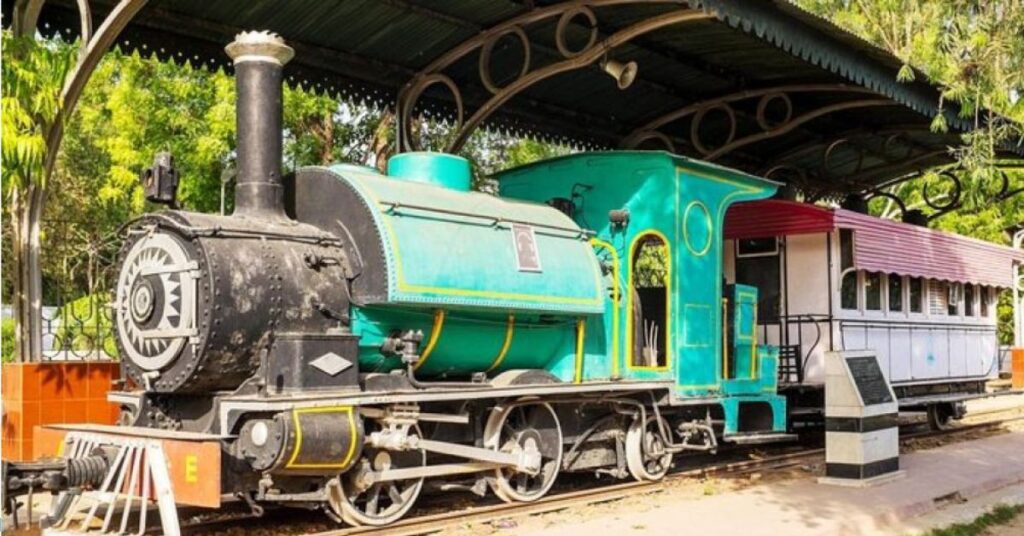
[{"x1": 1, "y1": 33, "x2": 75, "y2": 193}]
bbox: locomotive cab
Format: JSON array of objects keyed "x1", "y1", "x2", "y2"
[{"x1": 497, "y1": 152, "x2": 789, "y2": 437}]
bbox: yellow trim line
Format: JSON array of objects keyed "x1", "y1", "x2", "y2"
[
  {"x1": 722, "y1": 298, "x2": 729, "y2": 380},
  {"x1": 286, "y1": 406, "x2": 358, "y2": 469},
  {"x1": 750, "y1": 302, "x2": 759, "y2": 379},
  {"x1": 574, "y1": 318, "x2": 586, "y2": 384},
  {"x1": 486, "y1": 313, "x2": 516, "y2": 373},
  {"x1": 589, "y1": 238, "x2": 621, "y2": 379},
  {"x1": 414, "y1": 309, "x2": 446, "y2": 371}
]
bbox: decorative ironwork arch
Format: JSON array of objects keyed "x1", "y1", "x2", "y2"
[
  {"x1": 620, "y1": 84, "x2": 894, "y2": 161},
  {"x1": 860, "y1": 164, "x2": 1024, "y2": 223},
  {"x1": 395, "y1": 1, "x2": 712, "y2": 153}
]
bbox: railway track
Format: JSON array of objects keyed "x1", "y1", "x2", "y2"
[{"x1": 181, "y1": 414, "x2": 1024, "y2": 536}]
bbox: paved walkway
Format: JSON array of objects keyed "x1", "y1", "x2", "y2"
[{"x1": 524, "y1": 431, "x2": 1024, "y2": 536}]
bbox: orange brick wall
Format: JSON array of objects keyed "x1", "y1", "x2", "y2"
[
  {"x1": 2, "y1": 362, "x2": 120, "y2": 461},
  {"x1": 1013, "y1": 348, "x2": 1024, "y2": 390}
]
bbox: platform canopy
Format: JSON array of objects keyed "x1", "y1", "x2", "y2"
[{"x1": 14, "y1": 0, "x2": 1024, "y2": 200}]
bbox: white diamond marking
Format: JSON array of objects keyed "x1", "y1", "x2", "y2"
[{"x1": 309, "y1": 352, "x2": 353, "y2": 376}]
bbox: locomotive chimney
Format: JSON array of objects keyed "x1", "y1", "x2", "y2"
[{"x1": 225, "y1": 31, "x2": 294, "y2": 219}]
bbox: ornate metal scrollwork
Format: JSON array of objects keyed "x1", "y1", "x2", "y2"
[
  {"x1": 395, "y1": 1, "x2": 712, "y2": 154},
  {"x1": 989, "y1": 169, "x2": 1024, "y2": 202},
  {"x1": 621, "y1": 84, "x2": 891, "y2": 161},
  {"x1": 479, "y1": 26, "x2": 531, "y2": 94},
  {"x1": 689, "y1": 103, "x2": 736, "y2": 155},
  {"x1": 859, "y1": 164, "x2": 1024, "y2": 224},
  {"x1": 822, "y1": 138, "x2": 864, "y2": 178},
  {"x1": 555, "y1": 6, "x2": 599, "y2": 58},
  {"x1": 921, "y1": 171, "x2": 963, "y2": 216}
]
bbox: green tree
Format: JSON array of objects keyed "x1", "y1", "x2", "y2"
[
  {"x1": 797, "y1": 1, "x2": 1024, "y2": 177},
  {"x1": 1, "y1": 31, "x2": 76, "y2": 362}
]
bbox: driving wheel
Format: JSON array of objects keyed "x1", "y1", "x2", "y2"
[
  {"x1": 484, "y1": 402, "x2": 563, "y2": 503},
  {"x1": 625, "y1": 415, "x2": 673, "y2": 481}
]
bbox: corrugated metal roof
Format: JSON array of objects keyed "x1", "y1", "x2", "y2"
[
  {"x1": 11, "y1": 0, "x2": 1021, "y2": 195},
  {"x1": 725, "y1": 200, "x2": 1024, "y2": 288}
]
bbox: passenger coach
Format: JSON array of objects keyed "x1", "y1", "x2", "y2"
[{"x1": 724, "y1": 200, "x2": 1024, "y2": 428}]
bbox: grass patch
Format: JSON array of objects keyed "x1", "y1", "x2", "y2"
[{"x1": 921, "y1": 503, "x2": 1024, "y2": 536}]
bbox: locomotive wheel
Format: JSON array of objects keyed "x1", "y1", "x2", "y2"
[
  {"x1": 484, "y1": 402, "x2": 563, "y2": 503},
  {"x1": 927, "y1": 404, "x2": 955, "y2": 432},
  {"x1": 625, "y1": 415, "x2": 673, "y2": 481},
  {"x1": 329, "y1": 426, "x2": 425, "y2": 526}
]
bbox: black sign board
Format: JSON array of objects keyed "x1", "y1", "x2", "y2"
[
  {"x1": 846, "y1": 355, "x2": 894, "y2": 405},
  {"x1": 511, "y1": 224, "x2": 542, "y2": 272}
]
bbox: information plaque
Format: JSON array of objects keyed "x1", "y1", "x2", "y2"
[
  {"x1": 819, "y1": 350, "x2": 905, "y2": 487},
  {"x1": 846, "y1": 355, "x2": 894, "y2": 405}
]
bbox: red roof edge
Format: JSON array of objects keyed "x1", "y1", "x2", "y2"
[{"x1": 724, "y1": 200, "x2": 1023, "y2": 288}]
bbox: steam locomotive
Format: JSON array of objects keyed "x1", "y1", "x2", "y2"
[{"x1": 6, "y1": 31, "x2": 790, "y2": 529}]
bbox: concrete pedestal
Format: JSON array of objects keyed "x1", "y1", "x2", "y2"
[{"x1": 820, "y1": 350, "x2": 902, "y2": 487}]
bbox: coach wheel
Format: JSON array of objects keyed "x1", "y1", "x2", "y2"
[
  {"x1": 329, "y1": 426, "x2": 426, "y2": 526},
  {"x1": 626, "y1": 415, "x2": 673, "y2": 481},
  {"x1": 927, "y1": 403, "x2": 955, "y2": 431},
  {"x1": 484, "y1": 402, "x2": 563, "y2": 503}
]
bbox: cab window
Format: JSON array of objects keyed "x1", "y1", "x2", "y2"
[{"x1": 631, "y1": 234, "x2": 668, "y2": 368}]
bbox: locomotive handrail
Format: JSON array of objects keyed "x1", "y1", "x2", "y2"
[
  {"x1": 149, "y1": 219, "x2": 345, "y2": 246},
  {"x1": 378, "y1": 200, "x2": 595, "y2": 238}
]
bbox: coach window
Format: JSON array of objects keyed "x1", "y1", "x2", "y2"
[
  {"x1": 865, "y1": 272, "x2": 882, "y2": 311},
  {"x1": 981, "y1": 286, "x2": 991, "y2": 317},
  {"x1": 841, "y1": 270, "x2": 858, "y2": 310},
  {"x1": 888, "y1": 274, "x2": 904, "y2": 313},
  {"x1": 840, "y1": 229, "x2": 854, "y2": 269},
  {"x1": 909, "y1": 277, "x2": 924, "y2": 313},
  {"x1": 947, "y1": 283, "x2": 961, "y2": 316},
  {"x1": 929, "y1": 280, "x2": 948, "y2": 315},
  {"x1": 964, "y1": 284, "x2": 975, "y2": 317}
]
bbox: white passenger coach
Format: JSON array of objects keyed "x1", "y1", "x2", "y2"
[{"x1": 723, "y1": 200, "x2": 1024, "y2": 429}]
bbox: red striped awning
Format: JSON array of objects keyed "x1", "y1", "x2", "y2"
[{"x1": 724, "y1": 200, "x2": 1023, "y2": 288}]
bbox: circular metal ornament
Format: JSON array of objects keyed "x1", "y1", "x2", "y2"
[
  {"x1": 923, "y1": 171, "x2": 962, "y2": 212},
  {"x1": 755, "y1": 92, "x2": 792, "y2": 131},
  {"x1": 555, "y1": 6, "x2": 598, "y2": 59},
  {"x1": 690, "y1": 103, "x2": 737, "y2": 156},
  {"x1": 823, "y1": 139, "x2": 864, "y2": 177},
  {"x1": 115, "y1": 232, "x2": 196, "y2": 371},
  {"x1": 479, "y1": 25, "x2": 531, "y2": 94},
  {"x1": 883, "y1": 133, "x2": 914, "y2": 161},
  {"x1": 400, "y1": 73, "x2": 464, "y2": 152}
]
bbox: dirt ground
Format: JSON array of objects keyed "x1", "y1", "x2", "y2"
[{"x1": 984, "y1": 512, "x2": 1024, "y2": 536}]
